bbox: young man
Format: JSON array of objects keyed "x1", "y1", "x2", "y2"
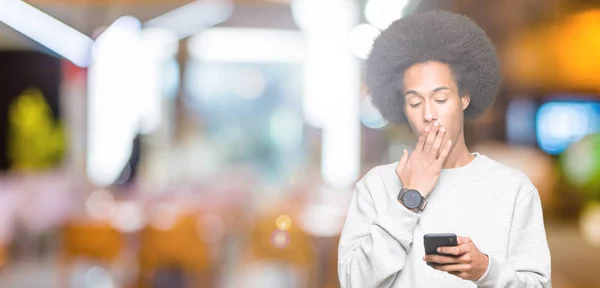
[{"x1": 338, "y1": 10, "x2": 551, "y2": 288}]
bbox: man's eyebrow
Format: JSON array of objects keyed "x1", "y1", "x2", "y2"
[
  {"x1": 433, "y1": 86, "x2": 450, "y2": 92},
  {"x1": 404, "y1": 86, "x2": 450, "y2": 97},
  {"x1": 404, "y1": 90, "x2": 420, "y2": 97}
]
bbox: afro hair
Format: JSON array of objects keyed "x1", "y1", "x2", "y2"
[{"x1": 365, "y1": 10, "x2": 501, "y2": 124}]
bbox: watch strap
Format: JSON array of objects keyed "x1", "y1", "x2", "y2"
[{"x1": 418, "y1": 198, "x2": 427, "y2": 211}]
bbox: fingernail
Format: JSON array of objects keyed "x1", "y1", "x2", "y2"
[
  {"x1": 434, "y1": 121, "x2": 439, "y2": 127},
  {"x1": 425, "y1": 126, "x2": 430, "y2": 132},
  {"x1": 422, "y1": 256, "x2": 426, "y2": 260},
  {"x1": 440, "y1": 127, "x2": 446, "y2": 132},
  {"x1": 437, "y1": 248, "x2": 441, "y2": 253}
]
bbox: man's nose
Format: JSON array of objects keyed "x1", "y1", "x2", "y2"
[{"x1": 423, "y1": 101, "x2": 438, "y2": 123}]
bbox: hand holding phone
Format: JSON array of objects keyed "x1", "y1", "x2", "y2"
[
  {"x1": 422, "y1": 234, "x2": 490, "y2": 281},
  {"x1": 424, "y1": 233, "x2": 458, "y2": 256}
]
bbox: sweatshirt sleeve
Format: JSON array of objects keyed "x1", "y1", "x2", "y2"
[
  {"x1": 338, "y1": 179, "x2": 421, "y2": 288},
  {"x1": 474, "y1": 188, "x2": 552, "y2": 288}
]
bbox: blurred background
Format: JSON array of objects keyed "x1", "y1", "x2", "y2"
[{"x1": 0, "y1": 0, "x2": 599, "y2": 287}]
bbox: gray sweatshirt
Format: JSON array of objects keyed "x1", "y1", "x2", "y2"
[{"x1": 338, "y1": 153, "x2": 551, "y2": 287}]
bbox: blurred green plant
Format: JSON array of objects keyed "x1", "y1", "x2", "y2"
[
  {"x1": 7, "y1": 88, "x2": 66, "y2": 171},
  {"x1": 560, "y1": 133, "x2": 600, "y2": 201}
]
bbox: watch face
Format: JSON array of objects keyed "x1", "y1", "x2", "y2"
[{"x1": 403, "y1": 190, "x2": 422, "y2": 209}]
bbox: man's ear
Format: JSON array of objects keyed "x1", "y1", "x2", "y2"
[{"x1": 461, "y1": 95, "x2": 471, "y2": 111}]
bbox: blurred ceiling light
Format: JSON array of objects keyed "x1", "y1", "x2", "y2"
[
  {"x1": 294, "y1": 0, "x2": 361, "y2": 188},
  {"x1": 0, "y1": 0, "x2": 93, "y2": 67},
  {"x1": 365, "y1": 0, "x2": 410, "y2": 30},
  {"x1": 145, "y1": 0, "x2": 233, "y2": 40},
  {"x1": 295, "y1": 0, "x2": 358, "y2": 129},
  {"x1": 87, "y1": 16, "x2": 142, "y2": 187},
  {"x1": 290, "y1": 0, "x2": 308, "y2": 30},
  {"x1": 322, "y1": 83, "x2": 361, "y2": 188},
  {"x1": 88, "y1": 18, "x2": 178, "y2": 187},
  {"x1": 94, "y1": 16, "x2": 141, "y2": 49},
  {"x1": 134, "y1": 28, "x2": 178, "y2": 135},
  {"x1": 136, "y1": 27, "x2": 179, "y2": 61},
  {"x1": 188, "y1": 28, "x2": 305, "y2": 63},
  {"x1": 348, "y1": 24, "x2": 380, "y2": 59},
  {"x1": 291, "y1": 0, "x2": 328, "y2": 31}
]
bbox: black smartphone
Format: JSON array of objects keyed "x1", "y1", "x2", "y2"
[{"x1": 424, "y1": 233, "x2": 458, "y2": 255}]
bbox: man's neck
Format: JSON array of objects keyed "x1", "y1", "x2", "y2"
[{"x1": 441, "y1": 136, "x2": 474, "y2": 169}]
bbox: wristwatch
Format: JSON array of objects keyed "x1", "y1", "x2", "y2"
[{"x1": 398, "y1": 188, "x2": 427, "y2": 211}]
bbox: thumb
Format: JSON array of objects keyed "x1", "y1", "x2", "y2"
[{"x1": 398, "y1": 149, "x2": 409, "y2": 170}]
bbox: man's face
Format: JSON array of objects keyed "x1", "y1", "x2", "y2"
[{"x1": 402, "y1": 61, "x2": 470, "y2": 146}]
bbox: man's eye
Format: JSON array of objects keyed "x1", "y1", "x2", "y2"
[
  {"x1": 409, "y1": 103, "x2": 422, "y2": 108},
  {"x1": 435, "y1": 99, "x2": 448, "y2": 104}
]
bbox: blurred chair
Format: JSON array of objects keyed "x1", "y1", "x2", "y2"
[
  {"x1": 137, "y1": 213, "x2": 213, "y2": 288},
  {"x1": 60, "y1": 220, "x2": 124, "y2": 287},
  {"x1": 237, "y1": 211, "x2": 319, "y2": 288}
]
